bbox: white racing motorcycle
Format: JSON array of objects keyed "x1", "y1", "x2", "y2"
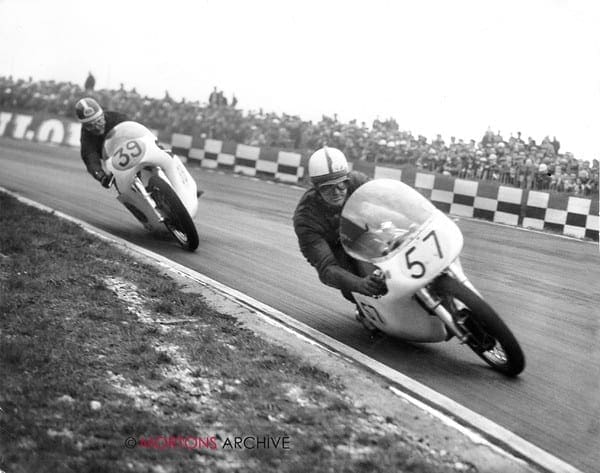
[
  {"x1": 102, "y1": 121, "x2": 200, "y2": 251},
  {"x1": 340, "y1": 178, "x2": 525, "y2": 376}
]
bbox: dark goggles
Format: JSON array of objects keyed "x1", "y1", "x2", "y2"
[
  {"x1": 83, "y1": 116, "x2": 105, "y2": 132},
  {"x1": 318, "y1": 179, "x2": 350, "y2": 194}
]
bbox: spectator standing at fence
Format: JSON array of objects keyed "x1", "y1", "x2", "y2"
[
  {"x1": 84, "y1": 72, "x2": 95, "y2": 92},
  {"x1": 552, "y1": 136, "x2": 560, "y2": 155},
  {"x1": 208, "y1": 87, "x2": 219, "y2": 107}
]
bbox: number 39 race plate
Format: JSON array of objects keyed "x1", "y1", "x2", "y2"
[{"x1": 111, "y1": 139, "x2": 146, "y2": 171}]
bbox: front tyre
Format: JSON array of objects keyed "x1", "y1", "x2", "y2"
[
  {"x1": 148, "y1": 176, "x2": 199, "y2": 251},
  {"x1": 434, "y1": 274, "x2": 525, "y2": 376}
]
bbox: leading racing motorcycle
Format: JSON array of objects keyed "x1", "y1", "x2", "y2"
[
  {"x1": 340, "y1": 178, "x2": 525, "y2": 376},
  {"x1": 102, "y1": 121, "x2": 200, "y2": 251}
]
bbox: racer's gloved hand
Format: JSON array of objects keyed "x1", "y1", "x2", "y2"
[
  {"x1": 100, "y1": 173, "x2": 113, "y2": 188},
  {"x1": 94, "y1": 170, "x2": 113, "y2": 188},
  {"x1": 355, "y1": 273, "x2": 387, "y2": 297}
]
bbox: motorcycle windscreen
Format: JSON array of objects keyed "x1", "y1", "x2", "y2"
[
  {"x1": 340, "y1": 178, "x2": 438, "y2": 262},
  {"x1": 102, "y1": 121, "x2": 155, "y2": 160}
]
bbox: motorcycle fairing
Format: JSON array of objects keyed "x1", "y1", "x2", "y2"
[
  {"x1": 354, "y1": 292, "x2": 449, "y2": 342},
  {"x1": 103, "y1": 121, "x2": 198, "y2": 222},
  {"x1": 341, "y1": 179, "x2": 465, "y2": 341}
]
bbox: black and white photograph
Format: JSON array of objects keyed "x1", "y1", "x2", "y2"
[{"x1": 0, "y1": 1, "x2": 598, "y2": 472}]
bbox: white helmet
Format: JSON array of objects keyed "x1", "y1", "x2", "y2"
[{"x1": 308, "y1": 146, "x2": 349, "y2": 186}]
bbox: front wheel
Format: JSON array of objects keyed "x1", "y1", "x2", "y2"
[
  {"x1": 148, "y1": 176, "x2": 199, "y2": 251},
  {"x1": 434, "y1": 274, "x2": 525, "y2": 376}
]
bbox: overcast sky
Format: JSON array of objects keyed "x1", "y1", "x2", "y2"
[{"x1": 0, "y1": 0, "x2": 598, "y2": 160}]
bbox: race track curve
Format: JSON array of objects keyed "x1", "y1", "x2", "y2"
[{"x1": 1, "y1": 139, "x2": 598, "y2": 473}]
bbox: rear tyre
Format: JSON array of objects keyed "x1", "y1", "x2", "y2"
[
  {"x1": 148, "y1": 176, "x2": 199, "y2": 251},
  {"x1": 434, "y1": 274, "x2": 525, "y2": 376}
]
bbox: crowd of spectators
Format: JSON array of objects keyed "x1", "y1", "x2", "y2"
[{"x1": 1, "y1": 74, "x2": 597, "y2": 196}]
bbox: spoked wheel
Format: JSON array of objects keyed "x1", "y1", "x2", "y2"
[
  {"x1": 434, "y1": 274, "x2": 525, "y2": 376},
  {"x1": 148, "y1": 176, "x2": 199, "y2": 251}
]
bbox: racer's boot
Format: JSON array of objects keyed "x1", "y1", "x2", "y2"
[{"x1": 355, "y1": 305, "x2": 381, "y2": 336}]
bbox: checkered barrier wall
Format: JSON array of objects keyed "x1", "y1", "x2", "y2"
[
  {"x1": 522, "y1": 192, "x2": 599, "y2": 240},
  {"x1": 374, "y1": 166, "x2": 599, "y2": 241},
  {"x1": 169, "y1": 134, "x2": 304, "y2": 183}
]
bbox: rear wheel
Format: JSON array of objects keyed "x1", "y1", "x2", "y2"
[
  {"x1": 434, "y1": 274, "x2": 525, "y2": 376},
  {"x1": 148, "y1": 176, "x2": 199, "y2": 251}
]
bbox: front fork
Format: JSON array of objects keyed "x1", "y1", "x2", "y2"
[
  {"x1": 131, "y1": 173, "x2": 164, "y2": 223},
  {"x1": 444, "y1": 258, "x2": 482, "y2": 298},
  {"x1": 415, "y1": 260, "x2": 473, "y2": 343}
]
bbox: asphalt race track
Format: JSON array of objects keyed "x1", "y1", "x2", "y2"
[{"x1": 1, "y1": 139, "x2": 599, "y2": 473}]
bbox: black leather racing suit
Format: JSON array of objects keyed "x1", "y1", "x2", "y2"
[
  {"x1": 79, "y1": 110, "x2": 128, "y2": 180},
  {"x1": 293, "y1": 171, "x2": 372, "y2": 301}
]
